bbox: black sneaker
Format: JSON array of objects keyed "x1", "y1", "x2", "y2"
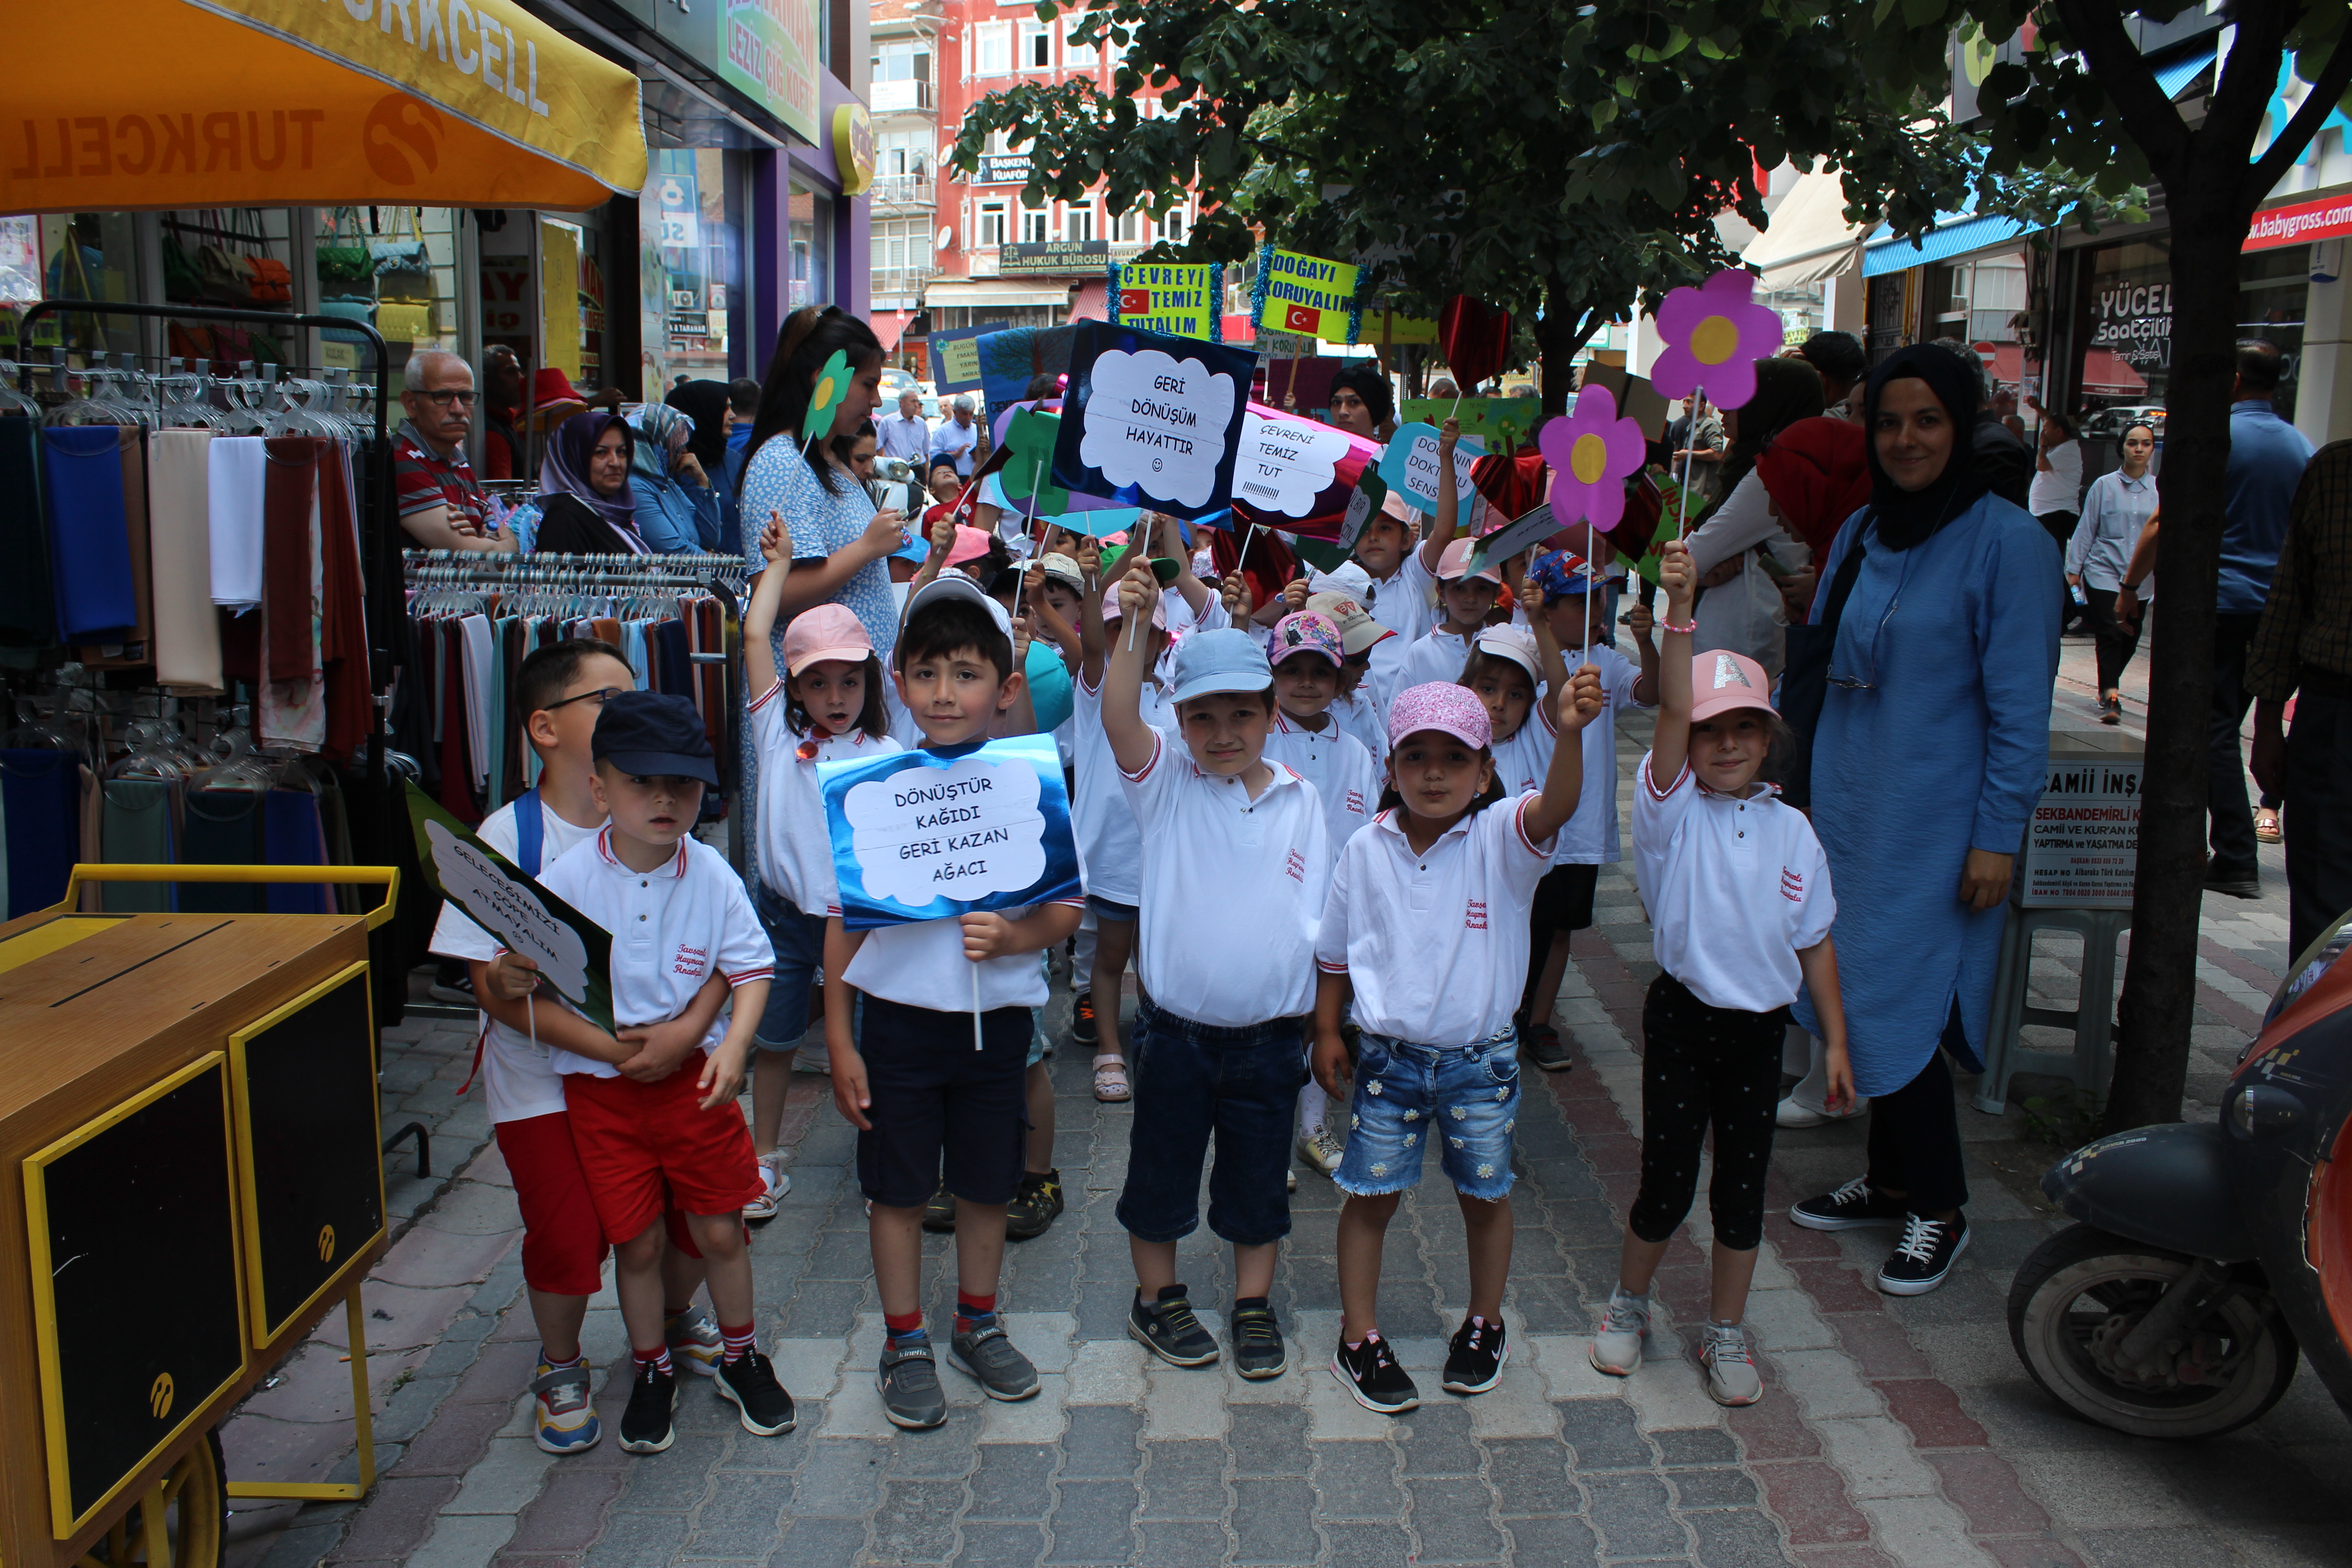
[
  {"x1": 877, "y1": 1339, "x2": 948, "y2": 1429},
  {"x1": 1071, "y1": 994, "x2": 1100, "y2": 1047},
  {"x1": 1878, "y1": 1212, "x2": 1970, "y2": 1296},
  {"x1": 715, "y1": 1350, "x2": 796, "y2": 1436},
  {"x1": 1331, "y1": 1333, "x2": 1419, "y2": 1414},
  {"x1": 921, "y1": 1185, "x2": 957, "y2": 1233},
  {"x1": 1790, "y1": 1176, "x2": 1910, "y2": 1231},
  {"x1": 2203, "y1": 871, "x2": 2262, "y2": 900},
  {"x1": 1230, "y1": 1304, "x2": 1288, "y2": 1380},
  {"x1": 948, "y1": 1321, "x2": 1040, "y2": 1401},
  {"x1": 617, "y1": 1361, "x2": 676, "y2": 1453},
  {"x1": 1522, "y1": 1024, "x2": 1573, "y2": 1073},
  {"x1": 1128, "y1": 1286, "x2": 1219, "y2": 1368},
  {"x1": 1442, "y1": 1316, "x2": 1508, "y2": 1395},
  {"x1": 1004, "y1": 1169, "x2": 1063, "y2": 1241}
]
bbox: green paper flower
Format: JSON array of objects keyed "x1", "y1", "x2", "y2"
[
  {"x1": 804, "y1": 349, "x2": 853, "y2": 442},
  {"x1": 999, "y1": 407, "x2": 1069, "y2": 515}
]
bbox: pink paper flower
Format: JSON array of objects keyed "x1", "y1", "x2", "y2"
[
  {"x1": 1538, "y1": 384, "x2": 1646, "y2": 530},
  {"x1": 1648, "y1": 267, "x2": 1784, "y2": 410}
]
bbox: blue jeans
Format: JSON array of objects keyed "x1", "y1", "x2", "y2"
[
  {"x1": 1115, "y1": 995, "x2": 1307, "y2": 1246},
  {"x1": 1335, "y1": 1029, "x2": 1521, "y2": 1200}
]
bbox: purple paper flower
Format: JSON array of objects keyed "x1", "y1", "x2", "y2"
[
  {"x1": 1648, "y1": 267, "x2": 1784, "y2": 410},
  {"x1": 1538, "y1": 384, "x2": 1646, "y2": 530}
]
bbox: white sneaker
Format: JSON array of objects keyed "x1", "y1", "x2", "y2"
[
  {"x1": 1701, "y1": 1323, "x2": 1763, "y2": 1406},
  {"x1": 1588, "y1": 1289, "x2": 1650, "y2": 1377},
  {"x1": 1776, "y1": 1095, "x2": 1864, "y2": 1128},
  {"x1": 1296, "y1": 1128, "x2": 1345, "y2": 1178},
  {"x1": 743, "y1": 1154, "x2": 789, "y2": 1222}
]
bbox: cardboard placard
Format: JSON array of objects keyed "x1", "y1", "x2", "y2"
[
  {"x1": 1401, "y1": 397, "x2": 1543, "y2": 455},
  {"x1": 1052, "y1": 321, "x2": 1252, "y2": 521},
  {"x1": 1256, "y1": 249, "x2": 1360, "y2": 341},
  {"x1": 1575, "y1": 363, "x2": 1674, "y2": 439},
  {"x1": 820, "y1": 735, "x2": 1082, "y2": 930},
  {"x1": 1112, "y1": 261, "x2": 1217, "y2": 341},
  {"x1": 1234, "y1": 408, "x2": 1358, "y2": 520},
  {"x1": 1376, "y1": 421, "x2": 1485, "y2": 526},
  {"x1": 929, "y1": 321, "x2": 1010, "y2": 395},
  {"x1": 974, "y1": 324, "x2": 1078, "y2": 407},
  {"x1": 1336, "y1": 469, "x2": 1388, "y2": 552},
  {"x1": 1463, "y1": 502, "x2": 1562, "y2": 579}
]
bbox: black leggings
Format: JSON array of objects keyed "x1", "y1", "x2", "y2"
[
  {"x1": 1863, "y1": 1044, "x2": 1969, "y2": 1214},
  {"x1": 2082, "y1": 586, "x2": 2142, "y2": 695},
  {"x1": 1629, "y1": 974, "x2": 1786, "y2": 1252}
]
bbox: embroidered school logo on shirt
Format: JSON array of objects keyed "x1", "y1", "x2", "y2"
[
  {"x1": 1780, "y1": 868, "x2": 1805, "y2": 904},
  {"x1": 1344, "y1": 790, "x2": 1366, "y2": 815},
  {"x1": 673, "y1": 943, "x2": 710, "y2": 978},
  {"x1": 1284, "y1": 849, "x2": 1306, "y2": 882},
  {"x1": 1465, "y1": 898, "x2": 1489, "y2": 931}
]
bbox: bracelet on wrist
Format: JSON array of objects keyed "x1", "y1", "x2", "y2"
[{"x1": 1659, "y1": 615, "x2": 1697, "y2": 635}]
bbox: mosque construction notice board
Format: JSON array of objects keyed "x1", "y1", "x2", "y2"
[{"x1": 2020, "y1": 735, "x2": 2142, "y2": 909}]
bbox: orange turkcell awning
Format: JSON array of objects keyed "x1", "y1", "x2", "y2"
[{"x1": 5, "y1": 0, "x2": 648, "y2": 215}]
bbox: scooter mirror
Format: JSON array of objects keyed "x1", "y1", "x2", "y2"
[{"x1": 2226, "y1": 1083, "x2": 2306, "y2": 1142}]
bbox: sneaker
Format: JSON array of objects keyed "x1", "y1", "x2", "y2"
[
  {"x1": 1005, "y1": 1169, "x2": 1063, "y2": 1241},
  {"x1": 1522, "y1": 1023, "x2": 1574, "y2": 1073},
  {"x1": 427, "y1": 972, "x2": 475, "y2": 1006},
  {"x1": 948, "y1": 1322, "x2": 1040, "y2": 1401},
  {"x1": 1878, "y1": 1212, "x2": 1970, "y2": 1295},
  {"x1": 1128, "y1": 1287, "x2": 1220, "y2": 1368},
  {"x1": 1287, "y1": 1168, "x2": 1298, "y2": 1193},
  {"x1": 716, "y1": 1349, "x2": 797, "y2": 1435},
  {"x1": 1071, "y1": 994, "x2": 1100, "y2": 1047},
  {"x1": 1442, "y1": 1316, "x2": 1508, "y2": 1395},
  {"x1": 921, "y1": 1185, "x2": 957, "y2": 1233},
  {"x1": 1701, "y1": 1323, "x2": 1763, "y2": 1406},
  {"x1": 617, "y1": 1361, "x2": 676, "y2": 1453},
  {"x1": 1230, "y1": 1304, "x2": 1288, "y2": 1380},
  {"x1": 1588, "y1": 1289, "x2": 1650, "y2": 1377},
  {"x1": 1776, "y1": 1096, "x2": 1864, "y2": 1129},
  {"x1": 2203, "y1": 872, "x2": 2262, "y2": 900},
  {"x1": 1330, "y1": 1334, "x2": 1419, "y2": 1415},
  {"x1": 529, "y1": 1359, "x2": 600, "y2": 1455},
  {"x1": 742, "y1": 1155, "x2": 789, "y2": 1224},
  {"x1": 1790, "y1": 1175, "x2": 1909, "y2": 1231},
  {"x1": 1296, "y1": 1127, "x2": 1344, "y2": 1178},
  {"x1": 878, "y1": 1340, "x2": 948, "y2": 1429},
  {"x1": 664, "y1": 1304, "x2": 724, "y2": 1378}
]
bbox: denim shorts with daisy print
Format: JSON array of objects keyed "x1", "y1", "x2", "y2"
[{"x1": 1333, "y1": 1029, "x2": 1520, "y2": 1201}]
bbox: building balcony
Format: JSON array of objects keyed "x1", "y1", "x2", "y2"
[
  {"x1": 871, "y1": 78, "x2": 934, "y2": 113},
  {"x1": 872, "y1": 173, "x2": 936, "y2": 211}
]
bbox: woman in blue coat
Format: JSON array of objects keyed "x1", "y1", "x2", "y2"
[
  {"x1": 627, "y1": 402, "x2": 725, "y2": 554},
  {"x1": 1788, "y1": 344, "x2": 2061, "y2": 1295}
]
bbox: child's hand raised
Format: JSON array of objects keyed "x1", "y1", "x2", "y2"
[
  {"x1": 1627, "y1": 599, "x2": 1655, "y2": 645},
  {"x1": 1220, "y1": 573, "x2": 1252, "y2": 625},
  {"x1": 1656, "y1": 538, "x2": 1695, "y2": 619},
  {"x1": 1117, "y1": 559, "x2": 1161, "y2": 626},
  {"x1": 1438, "y1": 416, "x2": 1460, "y2": 457},
  {"x1": 928, "y1": 507, "x2": 957, "y2": 559},
  {"x1": 757, "y1": 511, "x2": 793, "y2": 566},
  {"x1": 1282, "y1": 576, "x2": 1309, "y2": 614},
  {"x1": 1010, "y1": 611, "x2": 1034, "y2": 665},
  {"x1": 1074, "y1": 537, "x2": 1102, "y2": 582},
  {"x1": 1556, "y1": 664, "x2": 1607, "y2": 732}
]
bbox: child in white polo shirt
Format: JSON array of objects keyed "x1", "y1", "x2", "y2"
[
  {"x1": 1394, "y1": 536, "x2": 1506, "y2": 692},
  {"x1": 1312, "y1": 673, "x2": 1602, "y2": 1415},
  {"x1": 1353, "y1": 419, "x2": 1465, "y2": 711},
  {"x1": 1589, "y1": 539, "x2": 1845, "y2": 1409},
  {"x1": 1102, "y1": 574, "x2": 1331, "y2": 1380},
  {"x1": 1305, "y1": 589, "x2": 1398, "y2": 759}
]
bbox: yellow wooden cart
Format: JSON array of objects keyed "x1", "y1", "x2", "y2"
[{"x1": 0, "y1": 864, "x2": 402, "y2": 1568}]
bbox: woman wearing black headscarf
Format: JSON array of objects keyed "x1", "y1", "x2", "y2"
[
  {"x1": 530, "y1": 410, "x2": 649, "y2": 554},
  {"x1": 666, "y1": 379, "x2": 740, "y2": 547},
  {"x1": 1784, "y1": 344, "x2": 2061, "y2": 1295},
  {"x1": 1683, "y1": 356, "x2": 1827, "y2": 676}
]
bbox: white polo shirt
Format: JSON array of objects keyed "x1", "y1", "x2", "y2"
[
  {"x1": 1395, "y1": 626, "x2": 1475, "y2": 694},
  {"x1": 1553, "y1": 646, "x2": 1650, "y2": 866},
  {"x1": 1363, "y1": 547, "x2": 1437, "y2": 712},
  {"x1": 1265, "y1": 709, "x2": 1377, "y2": 858},
  {"x1": 1069, "y1": 669, "x2": 1173, "y2": 906},
  {"x1": 427, "y1": 796, "x2": 601, "y2": 1123},
  {"x1": 1314, "y1": 793, "x2": 1557, "y2": 1046},
  {"x1": 536, "y1": 829, "x2": 776, "y2": 1078},
  {"x1": 1119, "y1": 730, "x2": 1329, "y2": 1026},
  {"x1": 748, "y1": 680, "x2": 904, "y2": 914},
  {"x1": 1632, "y1": 755, "x2": 1835, "y2": 1014},
  {"x1": 838, "y1": 894, "x2": 1084, "y2": 1014},
  {"x1": 1329, "y1": 685, "x2": 1390, "y2": 765},
  {"x1": 1488, "y1": 700, "x2": 1559, "y2": 823}
]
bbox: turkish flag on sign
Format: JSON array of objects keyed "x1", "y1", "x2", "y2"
[
  {"x1": 1120, "y1": 289, "x2": 1152, "y2": 315},
  {"x1": 1284, "y1": 302, "x2": 1320, "y2": 334}
]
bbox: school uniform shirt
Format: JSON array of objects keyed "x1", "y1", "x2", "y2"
[
  {"x1": 1265, "y1": 710, "x2": 1377, "y2": 854},
  {"x1": 1394, "y1": 626, "x2": 1475, "y2": 694},
  {"x1": 1069, "y1": 669, "x2": 1174, "y2": 906},
  {"x1": 1363, "y1": 547, "x2": 1438, "y2": 711},
  {"x1": 748, "y1": 681, "x2": 904, "y2": 915},
  {"x1": 537, "y1": 829, "x2": 775, "y2": 1078},
  {"x1": 1329, "y1": 685, "x2": 1390, "y2": 764},
  {"x1": 838, "y1": 894, "x2": 1085, "y2": 1014},
  {"x1": 427, "y1": 797, "x2": 603, "y2": 1123},
  {"x1": 1549, "y1": 645, "x2": 1650, "y2": 865},
  {"x1": 1633, "y1": 753, "x2": 1835, "y2": 1014},
  {"x1": 1314, "y1": 793, "x2": 1558, "y2": 1046},
  {"x1": 1119, "y1": 730, "x2": 1331, "y2": 1025}
]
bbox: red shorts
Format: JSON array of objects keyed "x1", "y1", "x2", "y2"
[
  {"x1": 495, "y1": 1112, "x2": 700, "y2": 1296},
  {"x1": 563, "y1": 1065, "x2": 764, "y2": 1245}
]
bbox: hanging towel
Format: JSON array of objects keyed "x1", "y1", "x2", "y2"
[
  {"x1": 75, "y1": 428, "x2": 156, "y2": 665},
  {"x1": 263, "y1": 788, "x2": 332, "y2": 914},
  {"x1": 0, "y1": 416, "x2": 57, "y2": 648},
  {"x1": 0, "y1": 749, "x2": 83, "y2": 918},
  {"x1": 319, "y1": 441, "x2": 371, "y2": 761},
  {"x1": 149, "y1": 429, "x2": 223, "y2": 691},
  {"x1": 259, "y1": 439, "x2": 328, "y2": 753},
  {"x1": 101, "y1": 777, "x2": 177, "y2": 913},
  {"x1": 458, "y1": 613, "x2": 493, "y2": 794},
  {"x1": 207, "y1": 435, "x2": 268, "y2": 608},
  {"x1": 180, "y1": 788, "x2": 266, "y2": 913},
  {"x1": 40, "y1": 426, "x2": 138, "y2": 642}
]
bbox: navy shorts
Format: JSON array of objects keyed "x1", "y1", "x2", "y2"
[
  {"x1": 1114, "y1": 994, "x2": 1307, "y2": 1247},
  {"x1": 1088, "y1": 893, "x2": 1139, "y2": 925},
  {"x1": 753, "y1": 883, "x2": 823, "y2": 1048},
  {"x1": 854, "y1": 994, "x2": 1030, "y2": 1210}
]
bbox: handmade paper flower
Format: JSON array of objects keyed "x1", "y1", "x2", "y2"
[
  {"x1": 804, "y1": 349, "x2": 853, "y2": 441},
  {"x1": 1536, "y1": 384, "x2": 1646, "y2": 531},
  {"x1": 998, "y1": 407, "x2": 1069, "y2": 516},
  {"x1": 1648, "y1": 267, "x2": 1784, "y2": 409}
]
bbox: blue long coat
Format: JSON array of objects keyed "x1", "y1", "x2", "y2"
[{"x1": 1792, "y1": 492, "x2": 2061, "y2": 1096}]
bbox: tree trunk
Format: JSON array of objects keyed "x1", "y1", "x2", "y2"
[{"x1": 1536, "y1": 284, "x2": 1604, "y2": 414}]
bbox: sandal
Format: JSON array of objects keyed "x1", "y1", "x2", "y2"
[
  {"x1": 2256, "y1": 807, "x2": 2283, "y2": 845},
  {"x1": 1092, "y1": 1054, "x2": 1132, "y2": 1102}
]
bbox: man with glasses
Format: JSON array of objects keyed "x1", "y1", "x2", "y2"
[{"x1": 396, "y1": 349, "x2": 517, "y2": 554}]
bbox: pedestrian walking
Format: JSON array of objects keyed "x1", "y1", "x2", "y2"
[{"x1": 2067, "y1": 419, "x2": 2160, "y2": 723}]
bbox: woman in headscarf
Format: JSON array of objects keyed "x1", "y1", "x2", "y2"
[
  {"x1": 1681, "y1": 356, "x2": 1827, "y2": 677},
  {"x1": 529, "y1": 409, "x2": 649, "y2": 554},
  {"x1": 1785, "y1": 343, "x2": 2060, "y2": 1296},
  {"x1": 666, "y1": 378, "x2": 740, "y2": 547},
  {"x1": 626, "y1": 401, "x2": 725, "y2": 554}
]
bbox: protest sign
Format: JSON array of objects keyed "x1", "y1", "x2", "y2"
[
  {"x1": 1463, "y1": 502, "x2": 1563, "y2": 580},
  {"x1": 974, "y1": 324, "x2": 1077, "y2": 406},
  {"x1": 997, "y1": 407, "x2": 1069, "y2": 516},
  {"x1": 1111, "y1": 262, "x2": 1219, "y2": 341},
  {"x1": 928, "y1": 322, "x2": 1009, "y2": 395},
  {"x1": 820, "y1": 735, "x2": 1082, "y2": 931},
  {"x1": 1052, "y1": 321, "x2": 1252, "y2": 521},
  {"x1": 1228, "y1": 402, "x2": 1382, "y2": 540},
  {"x1": 1575, "y1": 362, "x2": 1674, "y2": 439},
  {"x1": 1377, "y1": 421, "x2": 1485, "y2": 527},
  {"x1": 1255, "y1": 250, "x2": 1360, "y2": 341},
  {"x1": 405, "y1": 784, "x2": 615, "y2": 1032},
  {"x1": 1402, "y1": 398, "x2": 1542, "y2": 456},
  {"x1": 1335, "y1": 468, "x2": 1389, "y2": 553}
]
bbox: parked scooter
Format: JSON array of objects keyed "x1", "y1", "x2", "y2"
[{"x1": 2009, "y1": 912, "x2": 2352, "y2": 1439}]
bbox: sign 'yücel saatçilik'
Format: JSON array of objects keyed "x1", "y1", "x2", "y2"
[
  {"x1": 819, "y1": 735, "x2": 1082, "y2": 930},
  {"x1": 1052, "y1": 321, "x2": 1252, "y2": 521}
]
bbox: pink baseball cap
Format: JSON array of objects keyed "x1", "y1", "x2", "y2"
[
  {"x1": 782, "y1": 603, "x2": 873, "y2": 676},
  {"x1": 1271, "y1": 610, "x2": 1344, "y2": 669},
  {"x1": 1688, "y1": 649, "x2": 1777, "y2": 724},
  {"x1": 1387, "y1": 681, "x2": 1493, "y2": 751},
  {"x1": 946, "y1": 524, "x2": 994, "y2": 567},
  {"x1": 1436, "y1": 537, "x2": 1502, "y2": 585},
  {"x1": 1099, "y1": 577, "x2": 1170, "y2": 631}
]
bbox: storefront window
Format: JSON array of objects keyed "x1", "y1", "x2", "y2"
[
  {"x1": 640, "y1": 149, "x2": 748, "y2": 399},
  {"x1": 789, "y1": 180, "x2": 832, "y2": 312},
  {"x1": 1, "y1": 212, "x2": 143, "y2": 360},
  {"x1": 315, "y1": 206, "x2": 461, "y2": 398}
]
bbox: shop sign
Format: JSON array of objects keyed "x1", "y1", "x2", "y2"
[
  {"x1": 2245, "y1": 192, "x2": 2352, "y2": 251},
  {"x1": 975, "y1": 153, "x2": 1031, "y2": 185},
  {"x1": 2088, "y1": 279, "x2": 2170, "y2": 372},
  {"x1": 2020, "y1": 745, "x2": 2142, "y2": 909},
  {"x1": 655, "y1": 175, "x2": 701, "y2": 250},
  {"x1": 480, "y1": 259, "x2": 532, "y2": 337},
  {"x1": 1000, "y1": 239, "x2": 1109, "y2": 274},
  {"x1": 716, "y1": 0, "x2": 821, "y2": 146},
  {"x1": 834, "y1": 103, "x2": 876, "y2": 197}
]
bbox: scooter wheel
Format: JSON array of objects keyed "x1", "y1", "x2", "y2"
[{"x1": 2007, "y1": 1224, "x2": 2299, "y2": 1441}]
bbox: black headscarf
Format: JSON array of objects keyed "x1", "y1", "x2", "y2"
[
  {"x1": 1717, "y1": 356, "x2": 1827, "y2": 500},
  {"x1": 666, "y1": 380, "x2": 734, "y2": 480},
  {"x1": 1861, "y1": 343, "x2": 1989, "y2": 552}
]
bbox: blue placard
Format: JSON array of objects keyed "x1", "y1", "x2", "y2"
[
  {"x1": 928, "y1": 321, "x2": 1010, "y2": 396},
  {"x1": 818, "y1": 735, "x2": 1082, "y2": 931},
  {"x1": 1375, "y1": 421, "x2": 1485, "y2": 527},
  {"x1": 1051, "y1": 321, "x2": 1253, "y2": 522}
]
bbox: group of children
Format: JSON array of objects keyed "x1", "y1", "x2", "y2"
[{"x1": 430, "y1": 404, "x2": 1850, "y2": 1454}]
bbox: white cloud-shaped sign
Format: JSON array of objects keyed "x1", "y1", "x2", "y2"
[
  {"x1": 1079, "y1": 348, "x2": 1235, "y2": 509},
  {"x1": 426, "y1": 820, "x2": 593, "y2": 1007},
  {"x1": 843, "y1": 754, "x2": 1048, "y2": 909},
  {"x1": 1235, "y1": 412, "x2": 1349, "y2": 518}
]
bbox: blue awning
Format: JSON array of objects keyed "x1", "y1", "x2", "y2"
[{"x1": 1862, "y1": 212, "x2": 2030, "y2": 277}]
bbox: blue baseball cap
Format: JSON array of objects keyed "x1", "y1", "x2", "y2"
[
  {"x1": 891, "y1": 529, "x2": 930, "y2": 565},
  {"x1": 591, "y1": 691, "x2": 720, "y2": 787},
  {"x1": 1528, "y1": 549, "x2": 1603, "y2": 599},
  {"x1": 1167, "y1": 627, "x2": 1273, "y2": 705}
]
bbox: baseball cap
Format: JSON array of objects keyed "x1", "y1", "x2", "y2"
[
  {"x1": 1309, "y1": 559, "x2": 1376, "y2": 603},
  {"x1": 1473, "y1": 624, "x2": 1542, "y2": 684},
  {"x1": 1387, "y1": 681, "x2": 1492, "y2": 751},
  {"x1": 1688, "y1": 649, "x2": 1777, "y2": 725},
  {"x1": 1305, "y1": 592, "x2": 1393, "y2": 656},
  {"x1": 592, "y1": 691, "x2": 720, "y2": 787},
  {"x1": 1528, "y1": 550, "x2": 1602, "y2": 600},
  {"x1": 946, "y1": 524, "x2": 994, "y2": 568},
  {"x1": 905, "y1": 571, "x2": 1015, "y2": 638},
  {"x1": 1168, "y1": 628, "x2": 1274, "y2": 705},
  {"x1": 890, "y1": 530, "x2": 930, "y2": 565},
  {"x1": 1099, "y1": 576, "x2": 1170, "y2": 631},
  {"x1": 1435, "y1": 537, "x2": 1502, "y2": 585},
  {"x1": 782, "y1": 603, "x2": 874, "y2": 677},
  {"x1": 1271, "y1": 610, "x2": 1344, "y2": 669},
  {"x1": 1038, "y1": 552, "x2": 1087, "y2": 591}
]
